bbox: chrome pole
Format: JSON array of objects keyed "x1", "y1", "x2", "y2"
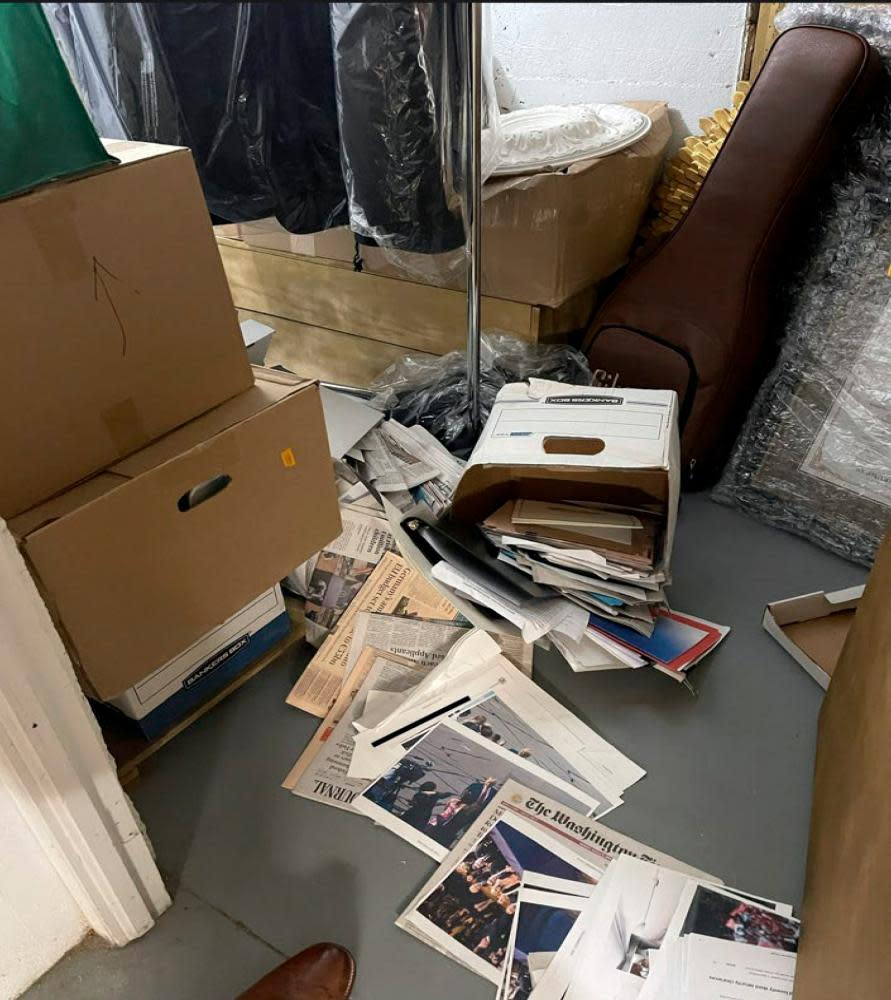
[{"x1": 465, "y1": 2, "x2": 483, "y2": 433}]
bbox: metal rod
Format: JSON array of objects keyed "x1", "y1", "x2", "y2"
[{"x1": 465, "y1": 2, "x2": 483, "y2": 433}]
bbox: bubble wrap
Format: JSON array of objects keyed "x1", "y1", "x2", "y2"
[{"x1": 713, "y1": 4, "x2": 891, "y2": 567}]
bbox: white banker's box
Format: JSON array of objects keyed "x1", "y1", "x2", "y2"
[
  {"x1": 108, "y1": 585, "x2": 288, "y2": 737},
  {"x1": 451, "y1": 380, "x2": 680, "y2": 575}
]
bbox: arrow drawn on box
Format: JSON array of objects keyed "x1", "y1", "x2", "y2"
[{"x1": 93, "y1": 258, "x2": 136, "y2": 357}]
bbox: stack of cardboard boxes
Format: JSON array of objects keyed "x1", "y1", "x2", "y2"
[{"x1": 3, "y1": 139, "x2": 341, "y2": 737}]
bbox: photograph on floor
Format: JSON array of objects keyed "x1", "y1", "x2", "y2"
[
  {"x1": 678, "y1": 885, "x2": 800, "y2": 952},
  {"x1": 455, "y1": 695, "x2": 604, "y2": 801},
  {"x1": 500, "y1": 888, "x2": 587, "y2": 1000},
  {"x1": 409, "y1": 812, "x2": 600, "y2": 983},
  {"x1": 354, "y1": 722, "x2": 599, "y2": 860}
]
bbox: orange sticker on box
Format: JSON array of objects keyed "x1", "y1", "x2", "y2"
[{"x1": 280, "y1": 447, "x2": 296, "y2": 468}]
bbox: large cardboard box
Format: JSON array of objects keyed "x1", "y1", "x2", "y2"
[
  {"x1": 224, "y1": 101, "x2": 670, "y2": 309},
  {"x1": 1, "y1": 138, "x2": 253, "y2": 518},
  {"x1": 450, "y1": 381, "x2": 680, "y2": 577},
  {"x1": 108, "y1": 585, "x2": 290, "y2": 738},
  {"x1": 794, "y1": 529, "x2": 891, "y2": 999},
  {"x1": 9, "y1": 369, "x2": 340, "y2": 700},
  {"x1": 762, "y1": 585, "x2": 863, "y2": 689}
]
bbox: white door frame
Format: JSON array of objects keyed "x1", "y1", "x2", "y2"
[{"x1": 0, "y1": 523, "x2": 170, "y2": 947}]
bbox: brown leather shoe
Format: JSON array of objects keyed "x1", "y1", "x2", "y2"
[{"x1": 237, "y1": 943, "x2": 355, "y2": 1000}]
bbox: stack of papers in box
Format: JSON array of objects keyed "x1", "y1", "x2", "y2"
[
  {"x1": 395, "y1": 782, "x2": 798, "y2": 1000},
  {"x1": 427, "y1": 497, "x2": 729, "y2": 682}
]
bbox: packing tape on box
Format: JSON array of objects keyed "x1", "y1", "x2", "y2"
[
  {"x1": 21, "y1": 189, "x2": 89, "y2": 282},
  {"x1": 101, "y1": 397, "x2": 147, "y2": 456}
]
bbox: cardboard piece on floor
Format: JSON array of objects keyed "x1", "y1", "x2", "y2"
[
  {"x1": 795, "y1": 529, "x2": 891, "y2": 1000},
  {"x1": 9, "y1": 369, "x2": 340, "y2": 700},
  {"x1": 762, "y1": 585, "x2": 863, "y2": 689},
  {"x1": 0, "y1": 139, "x2": 253, "y2": 518}
]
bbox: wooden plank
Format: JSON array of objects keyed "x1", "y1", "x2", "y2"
[
  {"x1": 218, "y1": 238, "x2": 537, "y2": 352},
  {"x1": 100, "y1": 600, "x2": 306, "y2": 782},
  {"x1": 243, "y1": 308, "x2": 435, "y2": 388},
  {"x1": 748, "y1": 3, "x2": 784, "y2": 79}
]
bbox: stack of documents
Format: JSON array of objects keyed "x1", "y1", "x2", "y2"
[
  {"x1": 421, "y1": 498, "x2": 729, "y2": 681},
  {"x1": 395, "y1": 781, "x2": 798, "y2": 1000}
]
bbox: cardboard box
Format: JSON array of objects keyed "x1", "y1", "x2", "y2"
[
  {"x1": 225, "y1": 100, "x2": 670, "y2": 308},
  {"x1": 795, "y1": 529, "x2": 891, "y2": 998},
  {"x1": 107, "y1": 585, "x2": 289, "y2": 738},
  {"x1": 9, "y1": 369, "x2": 340, "y2": 700},
  {"x1": 762, "y1": 586, "x2": 863, "y2": 689},
  {"x1": 1, "y1": 138, "x2": 253, "y2": 518},
  {"x1": 450, "y1": 381, "x2": 680, "y2": 576}
]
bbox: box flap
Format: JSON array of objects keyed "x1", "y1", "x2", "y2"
[
  {"x1": 8, "y1": 474, "x2": 127, "y2": 539},
  {"x1": 782, "y1": 612, "x2": 857, "y2": 675},
  {"x1": 111, "y1": 370, "x2": 309, "y2": 478},
  {"x1": 795, "y1": 530, "x2": 891, "y2": 999},
  {"x1": 100, "y1": 139, "x2": 186, "y2": 164}
]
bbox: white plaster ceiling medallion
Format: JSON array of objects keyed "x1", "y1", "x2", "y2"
[{"x1": 491, "y1": 103, "x2": 652, "y2": 176}]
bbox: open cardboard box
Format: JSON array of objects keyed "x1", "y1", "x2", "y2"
[
  {"x1": 763, "y1": 586, "x2": 863, "y2": 689},
  {"x1": 9, "y1": 368, "x2": 340, "y2": 700},
  {"x1": 450, "y1": 381, "x2": 680, "y2": 577}
]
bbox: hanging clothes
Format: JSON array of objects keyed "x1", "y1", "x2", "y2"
[
  {"x1": 330, "y1": 2, "x2": 467, "y2": 253},
  {"x1": 45, "y1": 2, "x2": 348, "y2": 232}
]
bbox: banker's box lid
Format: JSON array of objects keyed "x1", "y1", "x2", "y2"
[
  {"x1": 450, "y1": 381, "x2": 680, "y2": 568},
  {"x1": 10, "y1": 370, "x2": 340, "y2": 699},
  {"x1": 763, "y1": 586, "x2": 863, "y2": 689},
  {"x1": 795, "y1": 530, "x2": 891, "y2": 999},
  {"x1": 0, "y1": 138, "x2": 252, "y2": 518}
]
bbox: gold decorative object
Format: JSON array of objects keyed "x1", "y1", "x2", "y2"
[{"x1": 636, "y1": 82, "x2": 750, "y2": 254}]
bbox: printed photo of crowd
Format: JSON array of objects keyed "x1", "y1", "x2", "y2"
[
  {"x1": 416, "y1": 817, "x2": 594, "y2": 971},
  {"x1": 681, "y1": 886, "x2": 801, "y2": 952},
  {"x1": 360, "y1": 725, "x2": 593, "y2": 853}
]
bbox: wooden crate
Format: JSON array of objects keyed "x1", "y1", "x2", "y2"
[{"x1": 217, "y1": 237, "x2": 595, "y2": 386}]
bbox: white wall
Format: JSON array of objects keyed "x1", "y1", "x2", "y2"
[
  {"x1": 0, "y1": 787, "x2": 87, "y2": 999},
  {"x1": 491, "y1": 3, "x2": 749, "y2": 144}
]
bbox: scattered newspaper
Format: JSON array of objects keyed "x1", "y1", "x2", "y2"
[
  {"x1": 348, "y1": 631, "x2": 645, "y2": 811},
  {"x1": 282, "y1": 648, "x2": 427, "y2": 811},
  {"x1": 283, "y1": 615, "x2": 472, "y2": 811},
  {"x1": 396, "y1": 781, "x2": 717, "y2": 983},
  {"x1": 302, "y1": 506, "x2": 398, "y2": 645},
  {"x1": 285, "y1": 552, "x2": 460, "y2": 716}
]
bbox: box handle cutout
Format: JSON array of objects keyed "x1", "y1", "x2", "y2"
[
  {"x1": 177, "y1": 474, "x2": 232, "y2": 512},
  {"x1": 543, "y1": 436, "x2": 606, "y2": 456}
]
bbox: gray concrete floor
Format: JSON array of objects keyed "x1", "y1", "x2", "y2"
[{"x1": 25, "y1": 495, "x2": 865, "y2": 999}]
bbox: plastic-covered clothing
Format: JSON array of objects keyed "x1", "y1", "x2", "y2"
[{"x1": 369, "y1": 334, "x2": 594, "y2": 458}]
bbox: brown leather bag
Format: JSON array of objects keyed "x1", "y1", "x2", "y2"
[{"x1": 583, "y1": 26, "x2": 882, "y2": 488}]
